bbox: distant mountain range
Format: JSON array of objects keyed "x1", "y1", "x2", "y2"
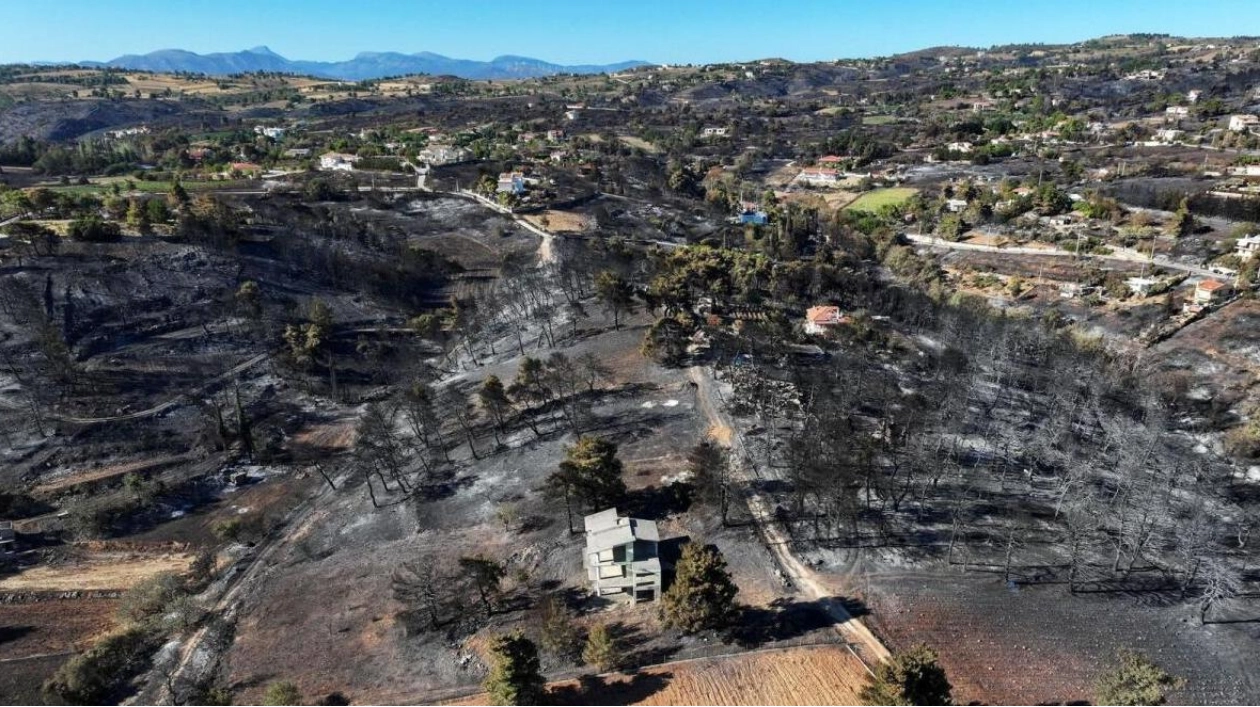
[{"x1": 79, "y1": 46, "x2": 649, "y2": 81}]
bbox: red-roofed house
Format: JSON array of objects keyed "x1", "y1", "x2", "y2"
[
  {"x1": 230, "y1": 162, "x2": 262, "y2": 177},
  {"x1": 818, "y1": 155, "x2": 844, "y2": 165},
  {"x1": 1192, "y1": 279, "x2": 1230, "y2": 308},
  {"x1": 804, "y1": 305, "x2": 848, "y2": 334}
]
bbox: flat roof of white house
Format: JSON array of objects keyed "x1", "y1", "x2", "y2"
[{"x1": 584, "y1": 508, "x2": 659, "y2": 553}]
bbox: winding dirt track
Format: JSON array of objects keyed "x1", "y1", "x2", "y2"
[
  {"x1": 688, "y1": 366, "x2": 890, "y2": 669},
  {"x1": 51, "y1": 353, "x2": 268, "y2": 424}
]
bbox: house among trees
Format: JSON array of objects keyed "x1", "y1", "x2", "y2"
[
  {"x1": 1235, "y1": 234, "x2": 1260, "y2": 259},
  {"x1": 1186, "y1": 278, "x2": 1231, "y2": 313},
  {"x1": 795, "y1": 167, "x2": 841, "y2": 187},
  {"x1": 418, "y1": 144, "x2": 472, "y2": 165},
  {"x1": 804, "y1": 305, "x2": 847, "y2": 334},
  {"x1": 319, "y1": 152, "x2": 360, "y2": 171},
  {"x1": 737, "y1": 201, "x2": 768, "y2": 225},
  {"x1": 497, "y1": 172, "x2": 527, "y2": 195},
  {"x1": 1229, "y1": 114, "x2": 1260, "y2": 132},
  {"x1": 583, "y1": 508, "x2": 662, "y2": 604}
]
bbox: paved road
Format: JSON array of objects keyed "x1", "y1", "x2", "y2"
[
  {"x1": 0, "y1": 211, "x2": 32, "y2": 229},
  {"x1": 688, "y1": 366, "x2": 889, "y2": 670},
  {"x1": 905, "y1": 233, "x2": 1222, "y2": 279}
]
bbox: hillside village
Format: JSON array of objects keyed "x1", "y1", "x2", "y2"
[{"x1": 5, "y1": 33, "x2": 1260, "y2": 706}]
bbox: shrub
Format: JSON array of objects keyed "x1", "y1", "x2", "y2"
[
  {"x1": 116, "y1": 572, "x2": 184, "y2": 626},
  {"x1": 43, "y1": 625, "x2": 159, "y2": 704},
  {"x1": 860, "y1": 644, "x2": 952, "y2": 706},
  {"x1": 263, "y1": 681, "x2": 303, "y2": 706},
  {"x1": 1094, "y1": 650, "x2": 1185, "y2": 706},
  {"x1": 68, "y1": 216, "x2": 122, "y2": 242}
]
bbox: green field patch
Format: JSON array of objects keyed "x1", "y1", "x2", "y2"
[{"x1": 844, "y1": 187, "x2": 917, "y2": 213}]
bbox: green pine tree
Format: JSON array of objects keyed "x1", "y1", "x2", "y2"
[
  {"x1": 582, "y1": 622, "x2": 619, "y2": 672},
  {"x1": 660, "y1": 543, "x2": 738, "y2": 633},
  {"x1": 483, "y1": 632, "x2": 545, "y2": 706}
]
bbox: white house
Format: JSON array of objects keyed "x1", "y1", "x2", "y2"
[
  {"x1": 945, "y1": 198, "x2": 969, "y2": 213},
  {"x1": 254, "y1": 125, "x2": 286, "y2": 140},
  {"x1": 1187, "y1": 90, "x2": 1203, "y2": 104},
  {"x1": 417, "y1": 144, "x2": 471, "y2": 165},
  {"x1": 1126, "y1": 277, "x2": 1159, "y2": 296},
  {"x1": 319, "y1": 152, "x2": 359, "y2": 171},
  {"x1": 1165, "y1": 106, "x2": 1190, "y2": 119},
  {"x1": 1191, "y1": 279, "x2": 1231, "y2": 308},
  {"x1": 1236, "y1": 234, "x2": 1260, "y2": 259},
  {"x1": 794, "y1": 167, "x2": 840, "y2": 187},
  {"x1": 1155, "y1": 128, "x2": 1184, "y2": 143},
  {"x1": 702, "y1": 126, "x2": 729, "y2": 138},
  {"x1": 946, "y1": 141, "x2": 974, "y2": 153},
  {"x1": 497, "y1": 172, "x2": 526, "y2": 195},
  {"x1": 107, "y1": 126, "x2": 150, "y2": 138},
  {"x1": 1229, "y1": 114, "x2": 1260, "y2": 132},
  {"x1": 583, "y1": 509, "x2": 661, "y2": 604}
]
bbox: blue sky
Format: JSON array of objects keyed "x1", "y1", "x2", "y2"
[{"x1": 3, "y1": 0, "x2": 1259, "y2": 65}]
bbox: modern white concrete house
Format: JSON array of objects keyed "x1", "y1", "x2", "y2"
[{"x1": 584, "y1": 508, "x2": 662, "y2": 604}]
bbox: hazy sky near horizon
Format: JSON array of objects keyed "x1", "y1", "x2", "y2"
[{"x1": 3, "y1": 0, "x2": 1259, "y2": 65}]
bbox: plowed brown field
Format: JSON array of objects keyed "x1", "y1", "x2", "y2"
[{"x1": 447, "y1": 644, "x2": 869, "y2": 706}]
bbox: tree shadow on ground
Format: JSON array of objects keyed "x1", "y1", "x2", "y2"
[
  {"x1": 724, "y1": 597, "x2": 847, "y2": 648},
  {"x1": 604, "y1": 620, "x2": 683, "y2": 668},
  {"x1": 0, "y1": 625, "x2": 33, "y2": 646},
  {"x1": 624, "y1": 485, "x2": 691, "y2": 522},
  {"x1": 229, "y1": 672, "x2": 277, "y2": 691},
  {"x1": 545, "y1": 671, "x2": 674, "y2": 706}
]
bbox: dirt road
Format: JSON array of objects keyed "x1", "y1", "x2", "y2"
[
  {"x1": 450, "y1": 189, "x2": 556, "y2": 264},
  {"x1": 157, "y1": 472, "x2": 344, "y2": 702},
  {"x1": 687, "y1": 366, "x2": 890, "y2": 669},
  {"x1": 52, "y1": 353, "x2": 269, "y2": 424}
]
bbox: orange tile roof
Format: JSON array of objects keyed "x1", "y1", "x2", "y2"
[{"x1": 806, "y1": 305, "x2": 843, "y2": 323}]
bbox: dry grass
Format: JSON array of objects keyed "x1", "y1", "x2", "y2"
[
  {"x1": 446, "y1": 645, "x2": 869, "y2": 706},
  {"x1": 0, "y1": 552, "x2": 193, "y2": 592},
  {"x1": 0, "y1": 598, "x2": 119, "y2": 660},
  {"x1": 522, "y1": 210, "x2": 591, "y2": 233},
  {"x1": 619, "y1": 136, "x2": 660, "y2": 154},
  {"x1": 289, "y1": 419, "x2": 358, "y2": 453},
  {"x1": 707, "y1": 424, "x2": 734, "y2": 446},
  {"x1": 32, "y1": 455, "x2": 188, "y2": 496}
]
